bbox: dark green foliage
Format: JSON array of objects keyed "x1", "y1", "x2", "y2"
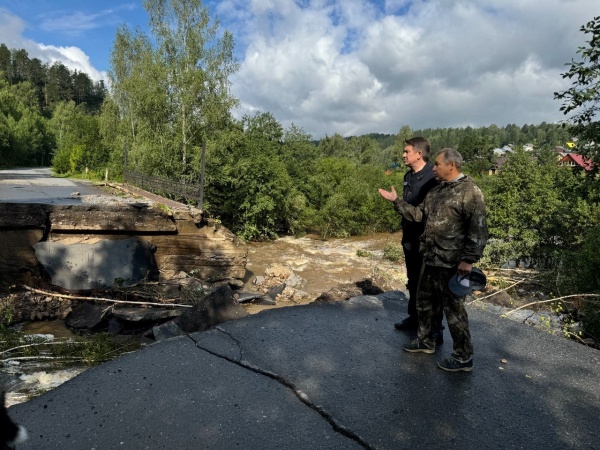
[
  {"x1": 554, "y1": 226, "x2": 600, "y2": 342},
  {"x1": 0, "y1": 44, "x2": 106, "y2": 115},
  {"x1": 0, "y1": 77, "x2": 51, "y2": 166},
  {"x1": 200, "y1": 124, "x2": 301, "y2": 240},
  {"x1": 479, "y1": 148, "x2": 600, "y2": 268},
  {"x1": 367, "y1": 122, "x2": 572, "y2": 161},
  {"x1": 554, "y1": 16, "x2": 600, "y2": 164},
  {"x1": 301, "y1": 158, "x2": 404, "y2": 237},
  {"x1": 0, "y1": 44, "x2": 106, "y2": 169},
  {"x1": 383, "y1": 242, "x2": 404, "y2": 262},
  {"x1": 49, "y1": 101, "x2": 106, "y2": 174}
]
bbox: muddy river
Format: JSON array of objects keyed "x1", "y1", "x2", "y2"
[
  {"x1": 4, "y1": 232, "x2": 408, "y2": 405},
  {"x1": 243, "y1": 232, "x2": 407, "y2": 295}
]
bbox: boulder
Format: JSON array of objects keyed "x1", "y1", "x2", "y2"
[
  {"x1": 314, "y1": 276, "x2": 388, "y2": 302},
  {"x1": 264, "y1": 263, "x2": 292, "y2": 279},
  {"x1": 174, "y1": 285, "x2": 248, "y2": 333},
  {"x1": 64, "y1": 303, "x2": 108, "y2": 331},
  {"x1": 110, "y1": 307, "x2": 184, "y2": 323},
  {"x1": 236, "y1": 292, "x2": 276, "y2": 305},
  {"x1": 152, "y1": 321, "x2": 185, "y2": 342},
  {"x1": 266, "y1": 283, "x2": 286, "y2": 301},
  {"x1": 285, "y1": 272, "x2": 305, "y2": 288}
]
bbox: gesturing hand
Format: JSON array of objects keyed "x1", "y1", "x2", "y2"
[{"x1": 378, "y1": 186, "x2": 398, "y2": 202}]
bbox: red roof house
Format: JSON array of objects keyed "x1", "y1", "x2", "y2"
[{"x1": 558, "y1": 153, "x2": 595, "y2": 172}]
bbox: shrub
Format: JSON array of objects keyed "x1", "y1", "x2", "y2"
[
  {"x1": 383, "y1": 242, "x2": 404, "y2": 262},
  {"x1": 555, "y1": 226, "x2": 600, "y2": 342}
]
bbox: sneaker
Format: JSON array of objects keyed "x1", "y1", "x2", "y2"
[
  {"x1": 437, "y1": 357, "x2": 473, "y2": 372},
  {"x1": 402, "y1": 339, "x2": 435, "y2": 354},
  {"x1": 394, "y1": 317, "x2": 418, "y2": 331}
]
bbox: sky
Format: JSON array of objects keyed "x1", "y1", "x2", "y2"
[{"x1": 0, "y1": 0, "x2": 597, "y2": 139}]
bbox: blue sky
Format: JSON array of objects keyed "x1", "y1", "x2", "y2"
[
  {"x1": 0, "y1": 0, "x2": 597, "y2": 139},
  {"x1": 0, "y1": 1, "x2": 147, "y2": 78}
]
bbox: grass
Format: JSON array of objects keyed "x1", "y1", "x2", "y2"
[
  {"x1": 383, "y1": 242, "x2": 404, "y2": 262},
  {"x1": 0, "y1": 326, "x2": 141, "y2": 368}
]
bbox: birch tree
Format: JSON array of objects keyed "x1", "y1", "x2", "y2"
[{"x1": 109, "y1": 0, "x2": 238, "y2": 178}]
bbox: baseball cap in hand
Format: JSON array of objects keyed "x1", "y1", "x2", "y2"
[{"x1": 448, "y1": 267, "x2": 487, "y2": 297}]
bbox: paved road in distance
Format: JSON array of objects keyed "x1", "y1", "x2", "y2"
[{"x1": 0, "y1": 167, "x2": 105, "y2": 204}]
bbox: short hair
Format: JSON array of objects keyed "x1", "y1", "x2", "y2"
[
  {"x1": 438, "y1": 148, "x2": 463, "y2": 169},
  {"x1": 404, "y1": 137, "x2": 431, "y2": 161}
]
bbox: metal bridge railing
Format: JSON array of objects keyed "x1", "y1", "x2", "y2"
[
  {"x1": 124, "y1": 170, "x2": 202, "y2": 207},
  {"x1": 123, "y1": 142, "x2": 206, "y2": 210}
]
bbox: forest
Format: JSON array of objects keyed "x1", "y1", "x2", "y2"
[{"x1": 1, "y1": 2, "x2": 599, "y2": 342}]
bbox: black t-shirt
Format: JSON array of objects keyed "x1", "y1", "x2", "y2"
[{"x1": 402, "y1": 161, "x2": 438, "y2": 244}]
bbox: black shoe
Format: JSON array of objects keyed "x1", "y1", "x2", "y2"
[
  {"x1": 394, "y1": 317, "x2": 418, "y2": 331},
  {"x1": 402, "y1": 339, "x2": 435, "y2": 354},
  {"x1": 437, "y1": 356, "x2": 473, "y2": 372}
]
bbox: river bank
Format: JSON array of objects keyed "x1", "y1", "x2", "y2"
[{"x1": 1, "y1": 233, "x2": 589, "y2": 406}]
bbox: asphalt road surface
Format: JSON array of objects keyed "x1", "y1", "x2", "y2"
[
  {"x1": 9, "y1": 293, "x2": 600, "y2": 450},
  {"x1": 0, "y1": 167, "x2": 104, "y2": 204}
]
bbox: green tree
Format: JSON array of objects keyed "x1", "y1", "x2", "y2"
[
  {"x1": 72, "y1": 71, "x2": 94, "y2": 106},
  {"x1": 49, "y1": 101, "x2": 103, "y2": 174},
  {"x1": 555, "y1": 226, "x2": 600, "y2": 342},
  {"x1": 280, "y1": 123, "x2": 319, "y2": 194},
  {"x1": 481, "y1": 148, "x2": 563, "y2": 266},
  {"x1": 242, "y1": 111, "x2": 283, "y2": 142},
  {"x1": 480, "y1": 147, "x2": 600, "y2": 268},
  {"x1": 11, "y1": 49, "x2": 29, "y2": 83},
  {"x1": 346, "y1": 136, "x2": 379, "y2": 165},
  {"x1": 201, "y1": 122, "x2": 302, "y2": 240},
  {"x1": 0, "y1": 45, "x2": 11, "y2": 82},
  {"x1": 301, "y1": 158, "x2": 402, "y2": 237},
  {"x1": 110, "y1": 0, "x2": 239, "y2": 179},
  {"x1": 318, "y1": 133, "x2": 350, "y2": 159},
  {"x1": 98, "y1": 98, "x2": 126, "y2": 178},
  {"x1": 46, "y1": 62, "x2": 74, "y2": 108},
  {"x1": 0, "y1": 78, "x2": 49, "y2": 165},
  {"x1": 554, "y1": 16, "x2": 600, "y2": 163}
]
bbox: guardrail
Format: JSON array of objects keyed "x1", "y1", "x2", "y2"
[{"x1": 124, "y1": 171, "x2": 202, "y2": 206}]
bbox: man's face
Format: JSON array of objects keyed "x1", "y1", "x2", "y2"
[
  {"x1": 433, "y1": 153, "x2": 455, "y2": 181},
  {"x1": 402, "y1": 145, "x2": 421, "y2": 168}
]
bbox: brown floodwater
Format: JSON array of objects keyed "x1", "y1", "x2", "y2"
[
  {"x1": 243, "y1": 232, "x2": 407, "y2": 296},
  {"x1": 4, "y1": 232, "x2": 409, "y2": 406},
  {"x1": 20, "y1": 319, "x2": 77, "y2": 338}
]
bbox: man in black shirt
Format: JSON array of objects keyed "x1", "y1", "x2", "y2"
[{"x1": 391, "y1": 137, "x2": 441, "y2": 338}]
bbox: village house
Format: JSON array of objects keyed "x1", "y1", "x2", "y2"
[{"x1": 558, "y1": 153, "x2": 595, "y2": 172}]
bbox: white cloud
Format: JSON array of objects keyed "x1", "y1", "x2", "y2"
[
  {"x1": 37, "y1": 44, "x2": 106, "y2": 82},
  {"x1": 1, "y1": 1, "x2": 598, "y2": 138},
  {"x1": 38, "y1": 4, "x2": 136, "y2": 37},
  {"x1": 0, "y1": 7, "x2": 27, "y2": 49},
  {"x1": 226, "y1": 0, "x2": 598, "y2": 138},
  {"x1": 0, "y1": 8, "x2": 105, "y2": 81}
]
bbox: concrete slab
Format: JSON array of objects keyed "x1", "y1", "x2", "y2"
[
  {"x1": 9, "y1": 294, "x2": 600, "y2": 449},
  {"x1": 33, "y1": 238, "x2": 155, "y2": 290}
]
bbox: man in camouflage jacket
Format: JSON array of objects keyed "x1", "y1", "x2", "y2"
[{"x1": 379, "y1": 148, "x2": 488, "y2": 372}]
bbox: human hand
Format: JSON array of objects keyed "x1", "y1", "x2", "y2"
[
  {"x1": 378, "y1": 186, "x2": 398, "y2": 201},
  {"x1": 457, "y1": 261, "x2": 473, "y2": 276}
]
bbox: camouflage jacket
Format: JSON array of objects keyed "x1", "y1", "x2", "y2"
[{"x1": 393, "y1": 175, "x2": 488, "y2": 268}]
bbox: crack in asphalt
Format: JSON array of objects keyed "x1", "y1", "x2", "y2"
[{"x1": 187, "y1": 329, "x2": 373, "y2": 450}]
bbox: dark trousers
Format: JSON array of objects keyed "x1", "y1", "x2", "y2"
[
  {"x1": 404, "y1": 242, "x2": 443, "y2": 332},
  {"x1": 416, "y1": 265, "x2": 474, "y2": 361},
  {"x1": 403, "y1": 241, "x2": 422, "y2": 319}
]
